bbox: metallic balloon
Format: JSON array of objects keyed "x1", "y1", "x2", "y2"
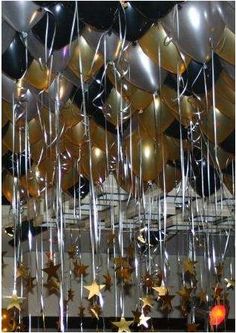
[
  {"x1": 118, "y1": 42, "x2": 167, "y2": 93},
  {"x1": 223, "y1": 174, "x2": 234, "y2": 195},
  {"x1": 2, "y1": 122, "x2": 25, "y2": 153},
  {"x1": 215, "y1": 88, "x2": 235, "y2": 121},
  {"x1": 215, "y1": 71, "x2": 235, "y2": 105},
  {"x1": 83, "y1": 25, "x2": 123, "y2": 61},
  {"x1": 65, "y1": 121, "x2": 87, "y2": 147},
  {"x1": 137, "y1": 96, "x2": 175, "y2": 140},
  {"x1": 60, "y1": 100, "x2": 83, "y2": 128},
  {"x1": 21, "y1": 166, "x2": 45, "y2": 198},
  {"x1": 2, "y1": 20, "x2": 16, "y2": 54},
  {"x1": 2, "y1": 1, "x2": 43, "y2": 32},
  {"x1": 3, "y1": 171, "x2": 26, "y2": 203},
  {"x1": 200, "y1": 107, "x2": 234, "y2": 144},
  {"x1": 80, "y1": 144, "x2": 107, "y2": 184},
  {"x1": 68, "y1": 36, "x2": 104, "y2": 82},
  {"x1": 2, "y1": 73, "x2": 16, "y2": 103},
  {"x1": 139, "y1": 23, "x2": 190, "y2": 74},
  {"x1": 38, "y1": 157, "x2": 55, "y2": 186},
  {"x1": 164, "y1": 135, "x2": 186, "y2": 162},
  {"x1": 216, "y1": 1, "x2": 235, "y2": 33},
  {"x1": 126, "y1": 133, "x2": 168, "y2": 181},
  {"x1": 27, "y1": 30, "x2": 77, "y2": 73},
  {"x1": 62, "y1": 67, "x2": 81, "y2": 88},
  {"x1": 28, "y1": 118, "x2": 43, "y2": 145},
  {"x1": 220, "y1": 59, "x2": 235, "y2": 81},
  {"x1": 215, "y1": 27, "x2": 235, "y2": 65},
  {"x1": 156, "y1": 162, "x2": 181, "y2": 193},
  {"x1": 24, "y1": 59, "x2": 54, "y2": 91},
  {"x1": 162, "y1": 1, "x2": 225, "y2": 63},
  {"x1": 62, "y1": 167, "x2": 79, "y2": 192},
  {"x1": 90, "y1": 121, "x2": 116, "y2": 153},
  {"x1": 207, "y1": 141, "x2": 233, "y2": 171}
]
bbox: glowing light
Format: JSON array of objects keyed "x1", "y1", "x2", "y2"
[
  {"x1": 143, "y1": 145, "x2": 151, "y2": 159},
  {"x1": 209, "y1": 304, "x2": 227, "y2": 326},
  {"x1": 29, "y1": 11, "x2": 38, "y2": 25},
  {"x1": 188, "y1": 6, "x2": 201, "y2": 30},
  {"x1": 94, "y1": 147, "x2": 102, "y2": 158}
]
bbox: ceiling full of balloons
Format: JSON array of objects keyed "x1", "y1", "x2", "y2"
[{"x1": 1, "y1": 1, "x2": 235, "y2": 332}]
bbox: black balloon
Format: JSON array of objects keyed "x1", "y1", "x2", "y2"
[
  {"x1": 165, "y1": 54, "x2": 222, "y2": 96},
  {"x1": 222, "y1": 160, "x2": 235, "y2": 176},
  {"x1": 2, "y1": 151, "x2": 31, "y2": 177},
  {"x1": 77, "y1": 1, "x2": 119, "y2": 31},
  {"x1": 32, "y1": 2, "x2": 84, "y2": 50},
  {"x1": 132, "y1": 1, "x2": 179, "y2": 22},
  {"x1": 164, "y1": 120, "x2": 188, "y2": 140},
  {"x1": 191, "y1": 148, "x2": 220, "y2": 197},
  {"x1": 220, "y1": 131, "x2": 235, "y2": 155},
  {"x1": 113, "y1": 2, "x2": 151, "y2": 42},
  {"x1": 34, "y1": 1, "x2": 58, "y2": 7},
  {"x1": 2, "y1": 33, "x2": 33, "y2": 79},
  {"x1": 67, "y1": 176, "x2": 90, "y2": 200}
]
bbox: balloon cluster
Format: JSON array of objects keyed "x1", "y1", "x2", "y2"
[{"x1": 2, "y1": 1, "x2": 235, "y2": 204}]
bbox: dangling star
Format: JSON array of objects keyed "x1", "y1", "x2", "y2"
[
  {"x1": 42, "y1": 261, "x2": 61, "y2": 281},
  {"x1": 176, "y1": 286, "x2": 193, "y2": 301},
  {"x1": 103, "y1": 272, "x2": 112, "y2": 291},
  {"x1": 187, "y1": 322, "x2": 199, "y2": 332},
  {"x1": 68, "y1": 288, "x2": 75, "y2": 301},
  {"x1": 159, "y1": 293, "x2": 175, "y2": 313},
  {"x1": 44, "y1": 277, "x2": 60, "y2": 296},
  {"x1": 25, "y1": 273, "x2": 36, "y2": 294},
  {"x1": 197, "y1": 289, "x2": 207, "y2": 305},
  {"x1": 132, "y1": 308, "x2": 142, "y2": 324},
  {"x1": 78, "y1": 304, "x2": 85, "y2": 317},
  {"x1": 114, "y1": 257, "x2": 129, "y2": 267},
  {"x1": 88, "y1": 303, "x2": 102, "y2": 319},
  {"x1": 107, "y1": 232, "x2": 116, "y2": 245},
  {"x1": 116, "y1": 266, "x2": 133, "y2": 283},
  {"x1": 183, "y1": 258, "x2": 197, "y2": 275},
  {"x1": 138, "y1": 312, "x2": 151, "y2": 328},
  {"x1": 112, "y1": 317, "x2": 133, "y2": 332},
  {"x1": 6, "y1": 292, "x2": 23, "y2": 311},
  {"x1": 84, "y1": 280, "x2": 105, "y2": 299},
  {"x1": 153, "y1": 285, "x2": 168, "y2": 297},
  {"x1": 67, "y1": 244, "x2": 77, "y2": 260},
  {"x1": 212, "y1": 283, "x2": 223, "y2": 298},
  {"x1": 143, "y1": 272, "x2": 154, "y2": 289},
  {"x1": 73, "y1": 260, "x2": 89, "y2": 278},
  {"x1": 16, "y1": 263, "x2": 29, "y2": 280},
  {"x1": 224, "y1": 278, "x2": 235, "y2": 290},
  {"x1": 139, "y1": 295, "x2": 154, "y2": 309},
  {"x1": 215, "y1": 262, "x2": 224, "y2": 278}
]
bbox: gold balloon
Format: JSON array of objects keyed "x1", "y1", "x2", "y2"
[
  {"x1": 68, "y1": 36, "x2": 103, "y2": 82},
  {"x1": 215, "y1": 92, "x2": 235, "y2": 120},
  {"x1": 207, "y1": 142, "x2": 233, "y2": 170},
  {"x1": 220, "y1": 69, "x2": 235, "y2": 91},
  {"x1": 215, "y1": 71, "x2": 235, "y2": 105},
  {"x1": 24, "y1": 60, "x2": 54, "y2": 90},
  {"x1": 2, "y1": 122, "x2": 25, "y2": 153},
  {"x1": 65, "y1": 120, "x2": 87, "y2": 147},
  {"x1": 28, "y1": 118, "x2": 43, "y2": 144},
  {"x1": 156, "y1": 163, "x2": 181, "y2": 193},
  {"x1": 60, "y1": 100, "x2": 83, "y2": 128},
  {"x1": 107, "y1": 65, "x2": 153, "y2": 110},
  {"x1": 80, "y1": 144, "x2": 107, "y2": 183},
  {"x1": 137, "y1": 96, "x2": 175, "y2": 140},
  {"x1": 2, "y1": 143, "x2": 9, "y2": 156},
  {"x1": 200, "y1": 107, "x2": 234, "y2": 144},
  {"x1": 164, "y1": 135, "x2": 187, "y2": 162},
  {"x1": 139, "y1": 23, "x2": 191, "y2": 74},
  {"x1": 62, "y1": 166, "x2": 78, "y2": 192},
  {"x1": 2, "y1": 171, "x2": 26, "y2": 203},
  {"x1": 126, "y1": 133, "x2": 168, "y2": 182},
  {"x1": 216, "y1": 27, "x2": 235, "y2": 65},
  {"x1": 38, "y1": 158, "x2": 56, "y2": 186},
  {"x1": 30, "y1": 138, "x2": 65, "y2": 163},
  {"x1": 21, "y1": 166, "x2": 46, "y2": 198},
  {"x1": 161, "y1": 85, "x2": 196, "y2": 126},
  {"x1": 64, "y1": 137, "x2": 82, "y2": 159},
  {"x1": 223, "y1": 174, "x2": 234, "y2": 195},
  {"x1": 104, "y1": 88, "x2": 133, "y2": 126},
  {"x1": 90, "y1": 121, "x2": 115, "y2": 153}
]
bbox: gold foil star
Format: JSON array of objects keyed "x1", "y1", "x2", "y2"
[
  {"x1": 112, "y1": 317, "x2": 133, "y2": 332},
  {"x1": 78, "y1": 304, "x2": 85, "y2": 317},
  {"x1": 142, "y1": 272, "x2": 154, "y2": 289},
  {"x1": 44, "y1": 277, "x2": 60, "y2": 295},
  {"x1": 132, "y1": 308, "x2": 142, "y2": 324},
  {"x1": 7, "y1": 292, "x2": 23, "y2": 311},
  {"x1": 140, "y1": 295, "x2": 154, "y2": 309},
  {"x1": 176, "y1": 286, "x2": 193, "y2": 301},
  {"x1": 138, "y1": 313, "x2": 151, "y2": 328},
  {"x1": 42, "y1": 260, "x2": 61, "y2": 281},
  {"x1": 159, "y1": 293, "x2": 175, "y2": 313},
  {"x1": 114, "y1": 256, "x2": 129, "y2": 267},
  {"x1": 183, "y1": 258, "x2": 197, "y2": 275},
  {"x1": 16, "y1": 263, "x2": 29, "y2": 280},
  {"x1": 224, "y1": 278, "x2": 235, "y2": 290},
  {"x1": 67, "y1": 244, "x2": 77, "y2": 259},
  {"x1": 103, "y1": 272, "x2": 112, "y2": 291},
  {"x1": 187, "y1": 322, "x2": 199, "y2": 332},
  {"x1": 153, "y1": 285, "x2": 168, "y2": 297},
  {"x1": 116, "y1": 266, "x2": 133, "y2": 283},
  {"x1": 88, "y1": 303, "x2": 102, "y2": 319},
  {"x1": 25, "y1": 274, "x2": 36, "y2": 294},
  {"x1": 84, "y1": 280, "x2": 105, "y2": 299},
  {"x1": 68, "y1": 288, "x2": 75, "y2": 301},
  {"x1": 73, "y1": 260, "x2": 89, "y2": 278},
  {"x1": 197, "y1": 289, "x2": 207, "y2": 305}
]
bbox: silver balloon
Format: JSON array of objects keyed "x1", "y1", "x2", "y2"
[
  {"x1": 83, "y1": 25, "x2": 125, "y2": 61},
  {"x1": 27, "y1": 31, "x2": 76, "y2": 74},
  {"x1": 216, "y1": 1, "x2": 235, "y2": 33},
  {"x1": 2, "y1": 73, "x2": 16, "y2": 103},
  {"x1": 2, "y1": 20, "x2": 16, "y2": 54},
  {"x1": 220, "y1": 59, "x2": 235, "y2": 81},
  {"x1": 118, "y1": 42, "x2": 166, "y2": 93},
  {"x1": 161, "y1": 1, "x2": 225, "y2": 63},
  {"x1": 2, "y1": 1, "x2": 44, "y2": 32}
]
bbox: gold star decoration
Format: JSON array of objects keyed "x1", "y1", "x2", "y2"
[
  {"x1": 78, "y1": 304, "x2": 85, "y2": 318},
  {"x1": 84, "y1": 280, "x2": 105, "y2": 299},
  {"x1": 114, "y1": 256, "x2": 129, "y2": 267},
  {"x1": 212, "y1": 283, "x2": 223, "y2": 299},
  {"x1": 24, "y1": 273, "x2": 36, "y2": 294},
  {"x1": 132, "y1": 308, "x2": 142, "y2": 324},
  {"x1": 112, "y1": 317, "x2": 133, "y2": 332},
  {"x1": 88, "y1": 303, "x2": 102, "y2": 319},
  {"x1": 68, "y1": 288, "x2": 75, "y2": 302},
  {"x1": 16, "y1": 263, "x2": 29, "y2": 280},
  {"x1": 153, "y1": 285, "x2": 168, "y2": 297},
  {"x1": 7, "y1": 292, "x2": 23, "y2": 311},
  {"x1": 140, "y1": 295, "x2": 154, "y2": 310},
  {"x1": 176, "y1": 286, "x2": 193, "y2": 301},
  {"x1": 103, "y1": 272, "x2": 112, "y2": 291},
  {"x1": 224, "y1": 278, "x2": 235, "y2": 290},
  {"x1": 73, "y1": 260, "x2": 89, "y2": 279},
  {"x1": 116, "y1": 266, "x2": 133, "y2": 284},
  {"x1": 138, "y1": 312, "x2": 151, "y2": 328},
  {"x1": 42, "y1": 260, "x2": 61, "y2": 281},
  {"x1": 67, "y1": 244, "x2": 77, "y2": 260},
  {"x1": 43, "y1": 277, "x2": 60, "y2": 295},
  {"x1": 197, "y1": 289, "x2": 207, "y2": 305},
  {"x1": 183, "y1": 258, "x2": 197, "y2": 276},
  {"x1": 142, "y1": 272, "x2": 154, "y2": 289},
  {"x1": 187, "y1": 322, "x2": 199, "y2": 332},
  {"x1": 175, "y1": 301, "x2": 190, "y2": 317},
  {"x1": 215, "y1": 262, "x2": 224, "y2": 278},
  {"x1": 159, "y1": 293, "x2": 175, "y2": 314}
]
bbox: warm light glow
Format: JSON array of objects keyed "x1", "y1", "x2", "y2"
[
  {"x1": 94, "y1": 147, "x2": 102, "y2": 158},
  {"x1": 143, "y1": 145, "x2": 151, "y2": 159},
  {"x1": 209, "y1": 304, "x2": 227, "y2": 326},
  {"x1": 154, "y1": 96, "x2": 160, "y2": 110},
  {"x1": 188, "y1": 6, "x2": 201, "y2": 30},
  {"x1": 29, "y1": 11, "x2": 38, "y2": 25}
]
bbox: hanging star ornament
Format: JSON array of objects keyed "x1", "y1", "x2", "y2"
[
  {"x1": 112, "y1": 317, "x2": 133, "y2": 332},
  {"x1": 159, "y1": 293, "x2": 175, "y2": 314},
  {"x1": 138, "y1": 312, "x2": 151, "y2": 328},
  {"x1": 88, "y1": 303, "x2": 102, "y2": 320},
  {"x1": 78, "y1": 304, "x2": 85, "y2": 318},
  {"x1": 197, "y1": 289, "x2": 207, "y2": 305},
  {"x1": 73, "y1": 260, "x2": 89, "y2": 278},
  {"x1": 6, "y1": 292, "x2": 23, "y2": 311},
  {"x1": 68, "y1": 288, "x2": 75, "y2": 301},
  {"x1": 107, "y1": 231, "x2": 116, "y2": 245},
  {"x1": 140, "y1": 295, "x2": 154, "y2": 310},
  {"x1": 176, "y1": 286, "x2": 193, "y2": 301},
  {"x1": 84, "y1": 280, "x2": 105, "y2": 299},
  {"x1": 44, "y1": 277, "x2": 60, "y2": 296},
  {"x1": 132, "y1": 308, "x2": 142, "y2": 324},
  {"x1": 143, "y1": 272, "x2": 155, "y2": 289},
  {"x1": 153, "y1": 285, "x2": 168, "y2": 297},
  {"x1": 183, "y1": 258, "x2": 197, "y2": 276},
  {"x1": 16, "y1": 263, "x2": 29, "y2": 280},
  {"x1": 103, "y1": 272, "x2": 112, "y2": 291},
  {"x1": 187, "y1": 322, "x2": 199, "y2": 332},
  {"x1": 42, "y1": 260, "x2": 61, "y2": 281},
  {"x1": 224, "y1": 278, "x2": 235, "y2": 290},
  {"x1": 67, "y1": 244, "x2": 77, "y2": 259},
  {"x1": 215, "y1": 262, "x2": 224, "y2": 278},
  {"x1": 24, "y1": 273, "x2": 36, "y2": 294}
]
